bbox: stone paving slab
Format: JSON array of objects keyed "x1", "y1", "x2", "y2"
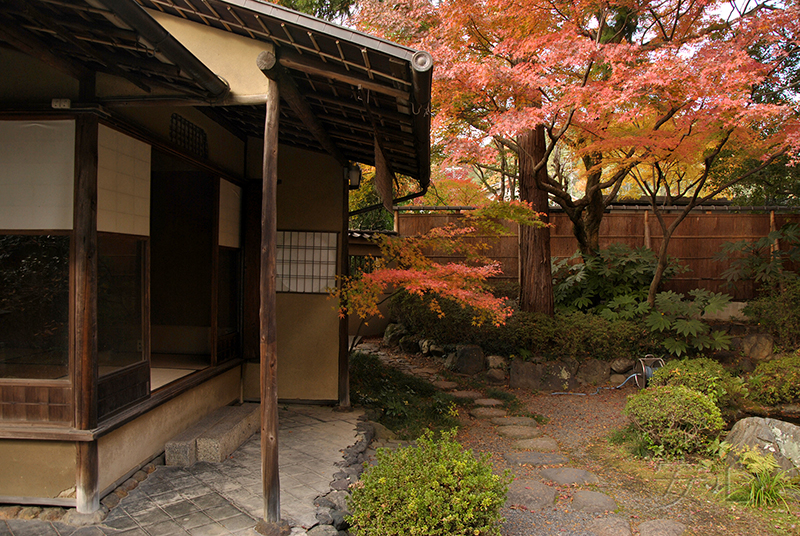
[
  {"x1": 504, "y1": 451, "x2": 569, "y2": 467},
  {"x1": 571, "y1": 490, "x2": 616, "y2": 513},
  {"x1": 540, "y1": 467, "x2": 600, "y2": 486},
  {"x1": 513, "y1": 437, "x2": 557, "y2": 451},
  {"x1": 505, "y1": 479, "x2": 555, "y2": 510},
  {"x1": 474, "y1": 398, "x2": 503, "y2": 407},
  {"x1": 0, "y1": 406, "x2": 364, "y2": 536},
  {"x1": 470, "y1": 407, "x2": 507, "y2": 419},
  {"x1": 451, "y1": 390, "x2": 483, "y2": 400},
  {"x1": 496, "y1": 425, "x2": 541, "y2": 439},
  {"x1": 490, "y1": 416, "x2": 539, "y2": 427}
]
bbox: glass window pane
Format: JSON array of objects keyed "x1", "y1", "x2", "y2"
[
  {"x1": 98, "y1": 234, "x2": 145, "y2": 375},
  {"x1": 0, "y1": 234, "x2": 70, "y2": 379}
]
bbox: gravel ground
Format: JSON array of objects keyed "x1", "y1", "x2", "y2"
[{"x1": 361, "y1": 339, "x2": 796, "y2": 536}]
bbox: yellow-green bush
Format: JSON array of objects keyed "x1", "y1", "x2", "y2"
[
  {"x1": 624, "y1": 385, "x2": 724, "y2": 458},
  {"x1": 348, "y1": 430, "x2": 511, "y2": 535}
]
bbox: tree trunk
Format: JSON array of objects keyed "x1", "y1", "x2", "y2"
[{"x1": 518, "y1": 127, "x2": 554, "y2": 316}]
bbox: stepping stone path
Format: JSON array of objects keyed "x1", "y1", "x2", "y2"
[
  {"x1": 497, "y1": 425, "x2": 542, "y2": 440},
  {"x1": 505, "y1": 451, "x2": 569, "y2": 466},
  {"x1": 470, "y1": 407, "x2": 507, "y2": 418},
  {"x1": 451, "y1": 390, "x2": 483, "y2": 400},
  {"x1": 474, "y1": 398, "x2": 504, "y2": 407},
  {"x1": 366, "y1": 341, "x2": 688, "y2": 536},
  {"x1": 514, "y1": 436, "x2": 558, "y2": 451}
]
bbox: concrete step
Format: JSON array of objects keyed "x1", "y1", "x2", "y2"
[{"x1": 165, "y1": 403, "x2": 260, "y2": 466}]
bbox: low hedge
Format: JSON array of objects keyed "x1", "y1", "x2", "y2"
[{"x1": 390, "y1": 292, "x2": 659, "y2": 360}]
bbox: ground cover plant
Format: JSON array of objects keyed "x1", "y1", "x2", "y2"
[
  {"x1": 348, "y1": 429, "x2": 511, "y2": 536},
  {"x1": 747, "y1": 352, "x2": 800, "y2": 406},
  {"x1": 349, "y1": 352, "x2": 460, "y2": 438}
]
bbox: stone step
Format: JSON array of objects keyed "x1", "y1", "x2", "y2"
[{"x1": 166, "y1": 403, "x2": 259, "y2": 466}]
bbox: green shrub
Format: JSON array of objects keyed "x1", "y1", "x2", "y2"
[
  {"x1": 553, "y1": 244, "x2": 685, "y2": 312},
  {"x1": 348, "y1": 430, "x2": 511, "y2": 536},
  {"x1": 649, "y1": 357, "x2": 748, "y2": 411},
  {"x1": 390, "y1": 292, "x2": 659, "y2": 360},
  {"x1": 624, "y1": 385, "x2": 724, "y2": 458},
  {"x1": 745, "y1": 277, "x2": 800, "y2": 349},
  {"x1": 747, "y1": 352, "x2": 800, "y2": 406}
]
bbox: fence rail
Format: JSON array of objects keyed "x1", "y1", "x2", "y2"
[{"x1": 395, "y1": 210, "x2": 800, "y2": 301}]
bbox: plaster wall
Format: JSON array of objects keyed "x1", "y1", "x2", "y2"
[
  {"x1": 113, "y1": 106, "x2": 245, "y2": 177},
  {"x1": 147, "y1": 10, "x2": 272, "y2": 102},
  {"x1": 219, "y1": 179, "x2": 242, "y2": 248},
  {"x1": 0, "y1": 440, "x2": 75, "y2": 499},
  {"x1": 243, "y1": 142, "x2": 344, "y2": 402},
  {"x1": 97, "y1": 367, "x2": 241, "y2": 493},
  {"x1": 0, "y1": 119, "x2": 75, "y2": 230}
]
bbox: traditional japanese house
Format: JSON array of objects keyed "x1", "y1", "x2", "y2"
[{"x1": 0, "y1": 0, "x2": 431, "y2": 520}]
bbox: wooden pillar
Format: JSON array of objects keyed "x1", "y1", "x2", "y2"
[
  {"x1": 644, "y1": 211, "x2": 651, "y2": 249},
  {"x1": 260, "y1": 76, "x2": 281, "y2": 525},
  {"x1": 73, "y1": 114, "x2": 99, "y2": 514},
  {"x1": 338, "y1": 174, "x2": 350, "y2": 408}
]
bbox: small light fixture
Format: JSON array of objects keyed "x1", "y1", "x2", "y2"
[{"x1": 345, "y1": 163, "x2": 362, "y2": 190}]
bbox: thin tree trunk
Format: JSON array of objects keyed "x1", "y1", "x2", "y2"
[{"x1": 518, "y1": 127, "x2": 554, "y2": 315}]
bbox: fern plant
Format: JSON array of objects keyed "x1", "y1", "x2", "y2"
[
  {"x1": 728, "y1": 446, "x2": 799, "y2": 512},
  {"x1": 602, "y1": 289, "x2": 733, "y2": 357}
]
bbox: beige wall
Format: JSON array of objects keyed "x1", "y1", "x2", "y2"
[
  {"x1": 0, "y1": 440, "x2": 75, "y2": 499},
  {"x1": 97, "y1": 367, "x2": 240, "y2": 492},
  {"x1": 244, "y1": 143, "x2": 345, "y2": 402},
  {"x1": 113, "y1": 106, "x2": 245, "y2": 177}
]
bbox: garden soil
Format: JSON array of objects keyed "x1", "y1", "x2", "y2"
[{"x1": 361, "y1": 339, "x2": 800, "y2": 536}]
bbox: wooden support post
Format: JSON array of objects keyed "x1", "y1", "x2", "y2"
[
  {"x1": 644, "y1": 211, "x2": 651, "y2": 249},
  {"x1": 73, "y1": 114, "x2": 99, "y2": 514},
  {"x1": 338, "y1": 172, "x2": 350, "y2": 408},
  {"x1": 260, "y1": 75, "x2": 281, "y2": 526}
]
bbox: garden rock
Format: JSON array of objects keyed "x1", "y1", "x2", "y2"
[
  {"x1": 307, "y1": 525, "x2": 338, "y2": 536},
  {"x1": 509, "y1": 359, "x2": 541, "y2": 390},
  {"x1": 419, "y1": 339, "x2": 434, "y2": 355},
  {"x1": 510, "y1": 359, "x2": 578, "y2": 391},
  {"x1": 382, "y1": 323, "x2": 406, "y2": 346},
  {"x1": 540, "y1": 467, "x2": 599, "y2": 485},
  {"x1": 571, "y1": 490, "x2": 616, "y2": 513},
  {"x1": 576, "y1": 359, "x2": 611, "y2": 386},
  {"x1": 588, "y1": 516, "x2": 631, "y2": 536},
  {"x1": 475, "y1": 398, "x2": 503, "y2": 407},
  {"x1": 486, "y1": 355, "x2": 507, "y2": 369},
  {"x1": 610, "y1": 374, "x2": 628, "y2": 386},
  {"x1": 486, "y1": 368, "x2": 507, "y2": 384},
  {"x1": 741, "y1": 333, "x2": 774, "y2": 361},
  {"x1": 432, "y1": 380, "x2": 458, "y2": 390},
  {"x1": 399, "y1": 335, "x2": 419, "y2": 354},
  {"x1": 726, "y1": 417, "x2": 800, "y2": 476},
  {"x1": 506, "y1": 479, "x2": 556, "y2": 510},
  {"x1": 610, "y1": 357, "x2": 635, "y2": 374},
  {"x1": 444, "y1": 353, "x2": 457, "y2": 370},
  {"x1": 455, "y1": 345, "x2": 485, "y2": 375},
  {"x1": 637, "y1": 519, "x2": 687, "y2": 536}
]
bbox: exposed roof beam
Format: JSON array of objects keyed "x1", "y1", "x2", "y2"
[
  {"x1": 0, "y1": 16, "x2": 92, "y2": 81},
  {"x1": 277, "y1": 48, "x2": 410, "y2": 101},
  {"x1": 258, "y1": 49, "x2": 348, "y2": 168}
]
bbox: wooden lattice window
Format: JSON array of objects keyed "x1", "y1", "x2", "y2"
[
  {"x1": 276, "y1": 231, "x2": 338, "y2": 293},
  {"x1": 169, "y1": 114, "x2": 208, "y2": 159}
]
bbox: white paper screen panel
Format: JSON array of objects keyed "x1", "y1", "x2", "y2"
[
  {"x1": 0, "y1": 120, "x2": 75, "y2": 230},
  {"x1": 276, "y1": 231, "x2": 338, "y2": 293},
  {"x1": 97, "y1": 125, "x2": 151, "y2": 236},
  {"x1": 219, "y1": 179, "x2": 241, "y2": 248}
]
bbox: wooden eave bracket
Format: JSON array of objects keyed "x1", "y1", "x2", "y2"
[{"x1": 257, "y1": 49, "x2": 349, "y2": 168}]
